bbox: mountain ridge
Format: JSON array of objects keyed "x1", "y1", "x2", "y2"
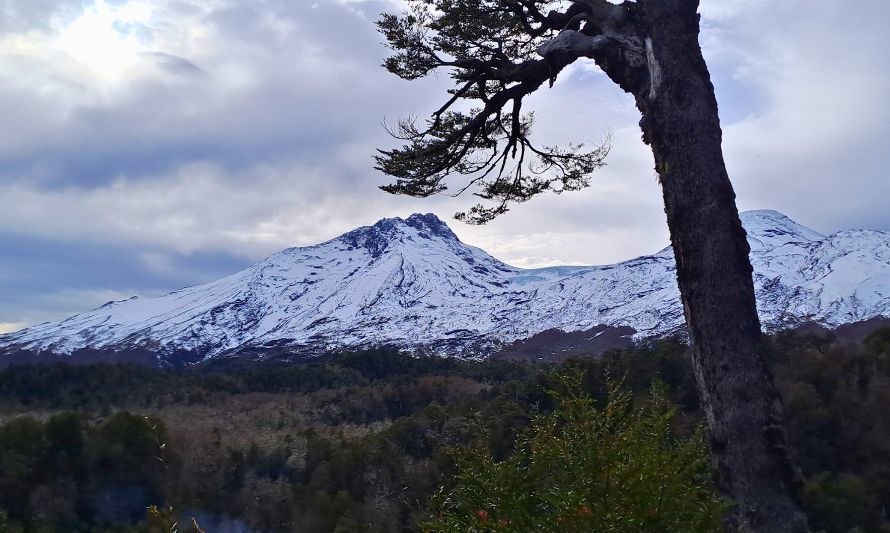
[{"x1": 2, "y1": 210, "x2": 888, "y2": 365}]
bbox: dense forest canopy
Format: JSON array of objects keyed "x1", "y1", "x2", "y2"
[{"x1": 0, "y1": 328, "x2": 888, "y2": 531}]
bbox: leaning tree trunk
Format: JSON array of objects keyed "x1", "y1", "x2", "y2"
[
  {"x1": 632, "y1": 1, "x2": 808, "y2": 530},
  {"x1": 376, "y1": 0, "x2": 810, "y2": 526}
]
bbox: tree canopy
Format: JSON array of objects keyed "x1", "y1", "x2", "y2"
[
  {"x1": 424, "y1": 374, "x2": 726, "y2": 532},
  {"x1": 374, "y1": 0, "x2": 645, "y2": 223}
]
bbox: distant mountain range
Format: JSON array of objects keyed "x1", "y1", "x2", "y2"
[{"x1": 1, "y1": 210, "x2": 888, "y2": 366}]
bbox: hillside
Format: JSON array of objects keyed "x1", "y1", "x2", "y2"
[{"x1": 1, "y1": 210, "x2": 888, "y2": 365}]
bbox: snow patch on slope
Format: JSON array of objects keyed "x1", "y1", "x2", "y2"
[{"x1": 1, "y1": 210, "x2": 888, "y2": 361}]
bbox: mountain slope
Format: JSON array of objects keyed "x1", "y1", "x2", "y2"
[{"x1": 2, "y1": 210, "x2": 888, "y2": 363}]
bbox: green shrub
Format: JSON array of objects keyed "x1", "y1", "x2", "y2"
[{"x1": 423, "y1": 374, "x2": 726, "y2": 532}]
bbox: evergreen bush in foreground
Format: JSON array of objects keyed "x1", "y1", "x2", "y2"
[{"x1": 424, "y1": 373, "x2": 726, "y2": 532}]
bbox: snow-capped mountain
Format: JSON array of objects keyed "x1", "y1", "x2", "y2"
[{"x1": 1, "y1": 210, "x2": 888, "y2": 364}]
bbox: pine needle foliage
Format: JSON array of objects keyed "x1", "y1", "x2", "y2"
[{"x1": 375, "y1": 0, "x2": 612, "y2": 224}]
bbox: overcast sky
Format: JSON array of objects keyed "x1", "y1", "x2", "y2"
[{"x1": 1, "y1": 0, "x2": 888, "y2": 332}]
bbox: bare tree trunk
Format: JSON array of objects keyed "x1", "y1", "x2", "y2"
[{"x1": 634, "y1": 1, "x2": 808, "y2": 530}]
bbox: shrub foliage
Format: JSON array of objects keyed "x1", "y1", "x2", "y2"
[{"x1": 425, "y1": 375, "x2": 725, "y2": 532}]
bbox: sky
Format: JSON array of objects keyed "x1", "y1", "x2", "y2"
[{"x1": 1, "y1": 0, "x2": 888, "y2": 333}]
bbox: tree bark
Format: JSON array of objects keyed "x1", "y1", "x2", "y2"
[
  {"x1": 379, "y1": 0, "x2": 811, "y2": 526},
  {"x1": 632, "y1": 1, "x2": 808, "y2": 530}
]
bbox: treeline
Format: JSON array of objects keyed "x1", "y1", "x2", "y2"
[
  {"x1": 0, "y1": 329, "x2": 887, "y2": 531},
  {"x1": 0, "y1": 349, "x2": 529, "y2": 413},
  {"x1": 0, "y1": 411, "x2": 169, "y2": 531}
]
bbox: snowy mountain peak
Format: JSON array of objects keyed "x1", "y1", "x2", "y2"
[
  {"x1": 1, "y1": 209, "x2": 888, "y2": 365},
  {"x1": 334, "y1": 213, "x2": 458, "y2": 258},
  {"x1": 740, "y1": 209, "x2": 826, "y2": 250},
  {"x1": 404, "y1": 213, "x2": 459, "y2": 240}
]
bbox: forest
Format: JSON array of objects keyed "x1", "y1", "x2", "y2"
[{"x1": 0, "y1": 327, "x2": 888, "y2": 532}]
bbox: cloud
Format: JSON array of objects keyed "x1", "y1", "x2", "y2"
[
  {"x1": 0, "y1": 231, "x2": 250, "y2": 325},
  {"x1": 700, "y1": 0, "x2": 890, "y2": 232},
  {"x1": 0, "y1": 323, "x2": 28, "y2": 334},
  {"x1": 0, "y1": 0, "x2": 92, "y2": 35},
  {"x1": 0, "y1": 0, "x2": 887, "y2": 329},
  {"x1": 0, "y1": 0, "x2": 446, "y2": 188},
  {"x1": 141, "y1": 51, "x2": 205, "y2": 76}
]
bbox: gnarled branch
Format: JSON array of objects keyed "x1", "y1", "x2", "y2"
[{"x1": 376, "y1": 0, "x2": 640, "y2": 224}]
